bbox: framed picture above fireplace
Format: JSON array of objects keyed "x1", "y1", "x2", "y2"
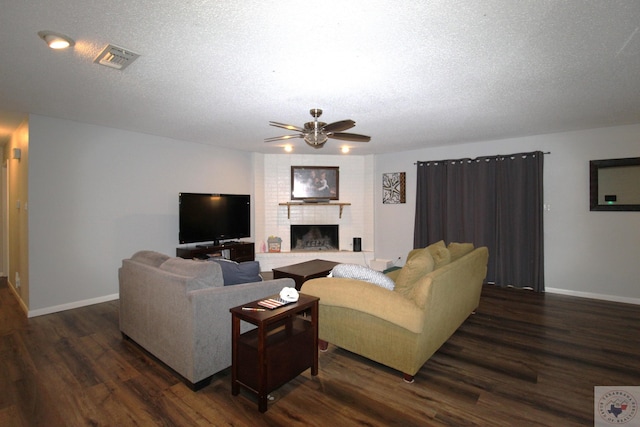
[{"x1": 291, "y1": 166, "x2": 339, "y2": 201}]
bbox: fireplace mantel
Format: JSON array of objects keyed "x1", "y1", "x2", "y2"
[{"x1": 279, "y1": 202, "x2": 351, "y2": 219}]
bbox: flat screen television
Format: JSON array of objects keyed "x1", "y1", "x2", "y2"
[{"x1": 179, "y1": 193, "x2": 250, "y2": 245}]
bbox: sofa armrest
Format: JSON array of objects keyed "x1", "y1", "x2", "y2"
[{"x1": 302, "y1": 277, "x2": 426, "y2": 333}]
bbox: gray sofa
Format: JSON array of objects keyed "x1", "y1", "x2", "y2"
[{"x1": 118, "y1": 250, "x2": 294, "y2": 390}]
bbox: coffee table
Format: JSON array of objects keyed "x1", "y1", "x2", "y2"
[
  {"x1": 272, "y1": 259, "x2": 339, "y2": 290},
  {"x1": 230, "y1": 294, "x2": 319, "y2": 412}
]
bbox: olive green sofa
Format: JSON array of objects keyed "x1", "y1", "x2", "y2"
[{"x1": 302, "y1": 241, "x2": 488, "y2": 382}]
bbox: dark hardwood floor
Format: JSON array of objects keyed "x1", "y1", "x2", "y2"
[{"x1": 1, "y1": 276, "x2": 639, "y2": 426}]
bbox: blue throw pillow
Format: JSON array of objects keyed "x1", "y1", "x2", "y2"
[
  {"x1": 330, "y1": 264, "x2": 395, "y2": 290},
  {"x1": 209, "y1": 259, "x2": 262, "y2": 285}
]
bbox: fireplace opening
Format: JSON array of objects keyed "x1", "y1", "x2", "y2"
[{"x1": 291, "y1": 225, "x2": 339, "y2": 251}]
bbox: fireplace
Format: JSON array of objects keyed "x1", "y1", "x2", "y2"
[{"x1": 291, "y1": 225, "x2": 339, "y2": 251}]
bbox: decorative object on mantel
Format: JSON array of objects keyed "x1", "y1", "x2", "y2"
[
  {"x1": 265, "y1": 108, "x2": 371, "y2": 149},
  {"x1": 267, "y1": 236, "x2": 282, "y2": 253},
  {"x1": 291, "y1": 166, "x2": 339, "y2": 201},
  {"x1": 383, "y1": 172, "x2": 406, "y2": 204}
]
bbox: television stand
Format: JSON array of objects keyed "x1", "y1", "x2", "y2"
[
  {"x1": 177, "y1": 242, "x2": 255, "y2": 262},
  {"x1": 196, "y1": 241, "x2": 220, "y2": 249}
]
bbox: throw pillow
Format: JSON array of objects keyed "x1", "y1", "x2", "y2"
[
  {"x1": 394, "y1": 248, "x2": 435, "y2": 299},
  {"x1": 209, "y1": 258, "x2": 262, "y2": 285},
  {"x1": 405, "y1": 248, "x2": 423, "y2": 263},
  {"x1": 426, "y1": 240, "x2": 451, "y2": 269},
  {"x1": 330, "y1": 264, "x2": 395, "y2": 290},
  {"x1": 448, "y1": 242, "x2": 474, "y2": 262}
]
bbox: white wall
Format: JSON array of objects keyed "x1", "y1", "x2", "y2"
[
  {"x1": 23, "y1": 115, "x2": 640, "y2": 314},
  {"x1": 27, "y1": 114, "x2": 256, "y2": 315},
  {"x1": 374, "y1": 124, "x2": 640, "y2": 303}
]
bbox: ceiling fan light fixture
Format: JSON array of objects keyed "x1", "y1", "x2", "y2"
[
  {"x1": 304, "y1": 133, "x2": 328, "y2": 147},
  {"x1": 38, "y1": 31, "x2": 75, "y2": 49},
  {"x1": 265, "y1": 108, "x2": 370, "y2": 149}
]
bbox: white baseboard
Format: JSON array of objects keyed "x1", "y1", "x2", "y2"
[
  {"x1": 545, "y1": 287, "x2": 640, "y2": 306},
  {"x1": 28, "y1": 293, "x2": 120, "y2": 318},
  {"x1": 7, "y1": 281, "x2": 29, "y2": 315}
]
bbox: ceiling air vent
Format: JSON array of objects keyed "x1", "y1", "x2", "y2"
[{"x1": 94, "y1": 44, "x2": 140, "y2": 71}]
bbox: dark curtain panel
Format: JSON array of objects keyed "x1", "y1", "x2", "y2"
[{"x1": 414, "y1": 151, "x2": 544, "y2": 291}]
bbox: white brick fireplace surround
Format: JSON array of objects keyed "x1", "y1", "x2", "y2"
[{"x1": 253, "y1": 153, "x2": 375, "y2": 271}]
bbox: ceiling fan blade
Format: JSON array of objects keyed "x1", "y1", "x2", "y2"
[
  {"x1": 264, "y1": 134, "x2": 303, "y2": 143},
  {"x1": 327, "y1": 132, "x2": 371, "y2": 142},
  {"x1": 322, "y1": 119, "x2": 356, "y2": 133},
  {"x1": 269, "y1": 121, "x2": 304, "y2": 132}
]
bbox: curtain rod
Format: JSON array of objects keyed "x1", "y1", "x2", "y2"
[{"x1": 414, "y1": 151, "x2": 550, "y2": 165}]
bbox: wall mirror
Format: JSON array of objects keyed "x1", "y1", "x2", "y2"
[{"x1": 589, "y1": 157, "x2": 640, "y2": 211}]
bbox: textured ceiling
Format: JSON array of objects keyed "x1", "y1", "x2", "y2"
[{"x1": 1, "y1": 1, "x2": 639, "y2": 154}]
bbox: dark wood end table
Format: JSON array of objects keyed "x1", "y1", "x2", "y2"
[
  {"x1": 230, "y1": 294, "x2": 319, "y2": 412},
  {"x1": 272, "y1": 259, "x2": 339, "y2": 290}
]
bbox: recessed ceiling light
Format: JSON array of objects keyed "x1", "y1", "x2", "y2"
[
  {"x1": 38, "y1": 30, "x2": 75, "y2": 49},
  {"x1": 341, "y1": 146, "x2": 350, "y2": 153},
  {"x1": 284, "y1": 145, "x2": 293, "y2": 153}
]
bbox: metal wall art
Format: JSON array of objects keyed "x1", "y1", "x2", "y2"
[{"x1": 382, "y1": 172, "x2": 406, "y2": 204}]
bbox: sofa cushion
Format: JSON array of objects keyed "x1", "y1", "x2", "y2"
[
  {"x1": 131, "y1": 250, "x2": 170, "y2": 267},
  {"x1": 405, "y1": 248, "x2": 423, "y2": 263},
  {"x1": 330, "y1": 264, "x2": 395, "y2": 290},
  {"x1": 209, "y1": 259, "x2": 262, "y2": 285},
  {"x1": 426, "y1": 240, "x2": 451, "y2": 269},
  {"x1": 448, "y1": 242, "x2": 475, "y2": 262},
  {"x1": 394, "y1": 248, "x2": 435, "y2": 299},
  {"x1": 159, "y1": 258, "x2": 223, "y2": 290},
  {"x1": 403, "y1": 276, "x2": 433, "y2": 309}
]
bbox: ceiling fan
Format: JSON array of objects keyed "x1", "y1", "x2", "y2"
[{"x1": 265, "y1": 108, "x2": 371, "y2": 149}]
